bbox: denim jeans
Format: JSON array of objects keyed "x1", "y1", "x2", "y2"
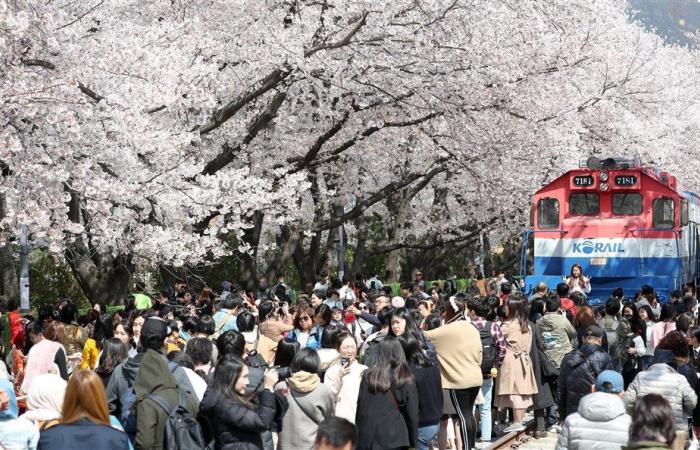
[
  {"x1": 478, "y1": 377, "x2": 494, "y2": 442},
  {"x1": 416, "y1": 423, "x2": 440, "y2": 450}
]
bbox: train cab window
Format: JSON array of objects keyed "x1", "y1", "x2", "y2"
[
  {"x1": 569, "y1": 193, "x2": 599, "y2": 216},
  {"x1": 612, "y1": 193, "x2": 643, "y2": 215},
  {"x1": 681, "y1": 199, "x2": 689, "y2": 226},
  {"x1": 653, "y1": 197, "x2": 675, "y2": 229},
  {"x1": 537, "y1": 198, "x2": 559, "y2": 229}
]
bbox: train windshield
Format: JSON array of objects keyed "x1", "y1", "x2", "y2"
[
  {"x1": 537, "y1": 198, "x2": 559, "y2": 228},
  {"x1": 653, "y1": 197, "x2": 675, "y2": 229},
  {"x1": 569, "y1": 193, "x2": 599, "y2": 216},
  {"x1": 612, "y1": 193, "x2": 643, "y2": 215}
]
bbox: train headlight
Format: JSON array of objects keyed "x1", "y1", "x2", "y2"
[
  {"x1": 600, "y1": 171, "x2": 609, "y2": 182},
  {"x1": 600, "y1": 182, "x2": 609, "y2": 192}
]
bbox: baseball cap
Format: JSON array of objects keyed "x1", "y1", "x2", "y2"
[
  {"x1": 584, "y1": 325, "x2": 604, "y2": 338},
  {"x1": 141, "y1": 317, "x2": 169, "y2": 341},
  {"x1": 595, "y1": 370, "x2": 624, "y2": 393}
]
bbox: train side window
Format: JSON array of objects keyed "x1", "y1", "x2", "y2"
[
  {"x1": 537, "y1": 198, "x2": 559, "y2": 229},
  {"x1": 681, "y1": 199, "x2": 689, "y2": 226},
  {"x1": 569, "y1": 193, "x2": 599, "y2": 216},
  {"x1": 612, "y1": 193, "x2": 643, "y2": 215},
  {"x1": 653, "y1": 197, "x2": 675, "y2": 229}
]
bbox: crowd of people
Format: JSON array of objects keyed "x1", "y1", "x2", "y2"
[{"x1": 0, "y1": 267, "x2": 694, "y2": 450}]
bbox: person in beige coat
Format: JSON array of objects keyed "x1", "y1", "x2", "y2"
[
  {"x1": 324, "y1": 333, "x2": 367, "y2": 424},
  {"x1": 495, "y1": 296, "x2": 539, "y2": 432},
  {"x1": 424, "y1": 295, "x2": 482, "y2": 450}
]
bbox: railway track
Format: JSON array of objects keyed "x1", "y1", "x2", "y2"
[{"x1": 484, "y1": 420, "x2": 557, "y2": 450}]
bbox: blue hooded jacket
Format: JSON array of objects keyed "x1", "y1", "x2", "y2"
[{"x1": 0, "y1": 378, "x2": 39, "y2": 450}]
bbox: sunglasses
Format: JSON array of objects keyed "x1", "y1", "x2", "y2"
[
  {"x1": 298, "y1": 316, "x2": 311, "y2": 321},
  {"x1": 360, "y1": 305, "x2": 369, "y2": 310}
]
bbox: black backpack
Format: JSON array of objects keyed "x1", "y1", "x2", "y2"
[
  {"x1": 476, "y1": 321, "x2": 496, "y2": 375},
  {"x1": 146, "y1": 389, "x2": 207, "y2": 450}
]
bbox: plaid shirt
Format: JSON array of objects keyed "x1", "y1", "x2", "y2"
[{"x1": 472, "y1": 317, "x2": 507, "y2": 367}]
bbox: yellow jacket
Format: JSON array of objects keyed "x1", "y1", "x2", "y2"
[{"x1": 80, "y1": 338, "x2": 99, "y2": 370}]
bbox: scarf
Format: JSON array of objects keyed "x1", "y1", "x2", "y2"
[
  {"x1": 22, "y1": 373, "x2": 66, "y2": 423},
  {"x1": 21, "y1": 339, "x2": 63, "y2": 394}
]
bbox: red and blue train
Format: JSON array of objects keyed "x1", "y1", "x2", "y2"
[{"x1": 520, "y1": 156, "x2": 700, "y2": 303}]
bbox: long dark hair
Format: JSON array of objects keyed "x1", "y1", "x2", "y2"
[
  {"x1": 212, "y1": 354, "x2": 252, "y2": 406},
  {"x1": 506, "y1": 297, "x2": 530, "y2": 333},
  {"x1": 93, "y1": 313, "x2": 114, "y2": 350},
  {"x1": 274, "y1": 338, "x2": 300, "y2": 367},
  {"x1": 363, "y1": 337, "x2": 413, "y2": 393},
  {"x1": 622, "y1": 302, "x2": 646, "y2": 344},
  {"x1": 629, "y1": 394, "x2": 675, "y2": 445},
  {"x1": 95, "y1": 338, "x2": 128, "y2": 377},
  {"x1": 569, "y1": 264, "x2": 586, "y2": 289},
  {"x1": 398, "y1": 334, "x2": 432, "y2": 368}
]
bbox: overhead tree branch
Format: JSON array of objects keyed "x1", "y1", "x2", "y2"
[
  {"x1": 307, "y1": 111, "x2": 441, "y2": 169},
  {"x1": 286, "y1": 111, "x2": 351, "y2": 173},
  {"x1": 200, "y1": 89, "x2": 287, "y2": 176},
  {"x1": 198, "y1": 67, "x2": 291, "y2": 135},
  {"x1": 22, "y1": 59, "x2": 56, "y2": 70},
  {"x1": 312, "y1": 161, "x2": 448, "y2": 232},
  {"x1": 77, "y1": 82, "x2": 103, "y2": 102},
  {"x1": 305, "y1": 11, "x2": 369, "y2": 58}
]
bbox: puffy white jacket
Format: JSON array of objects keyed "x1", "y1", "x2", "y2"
[
  {"x1": 556, "y1": 392, "x2": 630, "y2": 450},
  {"x1": 623, "y1": 363, "x2": 697, "y2": 430}
]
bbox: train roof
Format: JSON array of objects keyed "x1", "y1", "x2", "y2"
[{"x1": 535, "y1": 156, "x2": 682, "y2": 196}]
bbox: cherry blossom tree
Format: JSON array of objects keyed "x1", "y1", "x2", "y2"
[{"x1": 1, "y1": 0, "x2": 699, "y2": 301}]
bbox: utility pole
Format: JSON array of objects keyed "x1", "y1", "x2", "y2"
[
  {"x1": 19, "y1": 227, "x2": 29, "y2": 313},
  {"x1": 337, "y1": 224, "x2": 345, "y2": 282}
]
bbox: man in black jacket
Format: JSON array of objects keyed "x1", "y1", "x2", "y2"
[{"x1": 557, "y1": 325, "x2": 613, "y2": 419}]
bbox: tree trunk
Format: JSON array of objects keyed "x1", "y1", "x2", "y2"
[
  {"x1": 385, "y1": 193, "x2": 411, "y2": 283},
  {"x1": 65, "y1": 249, "x2": 134, "y2": 305},
  {"x1": 351, "y1": 215, "x2": 368, "y2": 275},
  {"x1": 0, "y1": 192, "x2": 19, "y2": 302},
  {"x1": 238, "y1": 211, "x2": 264, "y2": 289},
  {"x1": 64, "y1": 185, "x2": 134, "y2": 305}
]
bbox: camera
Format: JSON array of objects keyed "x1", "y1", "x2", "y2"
[{"x1": 275, "y1": 366, "x2": 292, "y2": 380}]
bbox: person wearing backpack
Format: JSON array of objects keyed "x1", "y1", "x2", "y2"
[
  {"x1": 106, "y1": 317, "x2": 198, "y2": 442},
  {"x1": 212, "y1": 296, "x2": 243, "y2": 340},
  {"x1": 466, "y1": 297, "x2": 506, "y2": 445},
  {"x1": 133, "y1": 349, "x2": 201, "y2": 450},
  {"x1": 601, "y1": 297, "x2": 622, "y2": 368}
]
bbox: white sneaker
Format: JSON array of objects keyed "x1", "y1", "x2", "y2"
[
  {"x1": 503, "y1": 422, "x2": 526, "y2": 433},
  {"x1": 547, "y1": 423, "x2": 562, "y2": 433}
]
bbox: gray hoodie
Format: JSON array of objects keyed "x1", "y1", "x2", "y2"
[{"x1": 556, "y1": 392, "x2": 631, "y2": 450}]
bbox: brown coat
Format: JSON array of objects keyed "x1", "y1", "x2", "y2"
[{"x1": 496, "y1": 319, "x2": 538, "y2": 396}]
